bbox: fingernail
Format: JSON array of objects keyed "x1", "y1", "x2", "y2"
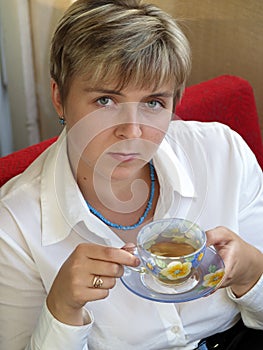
[{"x1": 135, "y1": 257, "x2": 141, "y2": 265}]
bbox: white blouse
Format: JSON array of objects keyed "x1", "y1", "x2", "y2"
[{"x1": 1, "y1": 120, "x2": 263, "y2": 350}]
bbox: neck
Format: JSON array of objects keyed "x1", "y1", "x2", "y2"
[
  {"x1": 77, "y1": 162, "x2": 151, "y2": 212},
  {"x1": 77, "y1": 161, "x2": 156, "y2": 231}
]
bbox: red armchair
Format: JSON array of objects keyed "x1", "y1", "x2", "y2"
[{"x1": 0, "y1": 75, "x2": 262, "y2": 187}]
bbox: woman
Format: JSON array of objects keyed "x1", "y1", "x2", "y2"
[{"x1": 1, "y1": 0, "x2": 263, "y2": 349}]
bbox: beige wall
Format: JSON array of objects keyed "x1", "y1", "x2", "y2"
[
  {"x1": 150, "y1": 0, "x2": 263, "y2": 138},
  {"x1": 29, "y1": 0, "x2": 72, "y2": 140},
  {"x1": 0, "y1": 0, "x2": 40, "y2": 152}
]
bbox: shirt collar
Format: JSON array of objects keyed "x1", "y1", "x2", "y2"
[
  {"x1": 41, "y1": 129, "x2": 88, "y2": 245},
  {"x1": 153, "y1": 136, "x2": 195, "y2": 198},
  {"x1": 41, "y1": 128, "x2": 195, "y2": 246}
]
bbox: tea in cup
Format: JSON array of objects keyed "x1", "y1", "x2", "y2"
[{"x1": 134, "y1": 218, "x2": 206, "y2": 292}]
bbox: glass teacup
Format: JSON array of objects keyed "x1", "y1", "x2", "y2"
[{"x1": 131, "y1": 218, "x2": 206, "y2": 292}]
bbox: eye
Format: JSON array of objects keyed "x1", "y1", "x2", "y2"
[
  {"x1": 96, "y1": 96, "x2": 113, "y2": 107},
  {"x1": 145, "y1": 100, "x2": 164, "y2": 110}
]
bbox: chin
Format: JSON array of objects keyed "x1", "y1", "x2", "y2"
[
  {"x1": 110, "y1": 162, "x2": 139, "y2": 179},
  {"x1": 109, "y1": 159, "x2": 146, "y2": 180}
]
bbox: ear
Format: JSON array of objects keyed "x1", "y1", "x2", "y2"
[{"x1": 51, "y1": 79, "x2": 64, "y2": 116}]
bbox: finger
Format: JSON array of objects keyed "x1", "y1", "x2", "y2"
[
  {"x1": 85, "y1": 288, "x2": 110, "y2": 302},
  {"x1": 121, "y1": 243, "x2": 136, "y2": 254},
  {"x1": 206, "y1": 226, "x2": 234, "y2": 247},
  {"x1": 205, "y1": 227, "x2": 236, "y2": 287},
  {"x1": 75, "y1": 243, "x2": 140, "y2": 267},
  {"x1": 85, "y1": 259, "x2": 124, "y2": 278}
]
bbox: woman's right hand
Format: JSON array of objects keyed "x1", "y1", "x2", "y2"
[{"x1": 46, "y1": 243, "x2": 139, "y2": 326}]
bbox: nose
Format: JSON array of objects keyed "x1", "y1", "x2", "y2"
[
  {"x1": 115, "y1": 104, "x2": 142, "y2": 139},
  {"x1": 115, "y1": 122, "x2": 142, "y2": 139}
]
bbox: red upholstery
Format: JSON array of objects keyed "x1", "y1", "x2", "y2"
[
  {"x1": 0, "y1": 137, "x2": 58, "y2": 187},
  {"x1": 0, "y1": 75, "x2": 262, "y2": 187},
  {"x1": 176, "y1": 75, "x2": 263, "y2": 169}
]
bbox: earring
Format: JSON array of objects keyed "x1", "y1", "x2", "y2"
[{"x1": 58, "y1": 116, "x2": 66, "y2": 125}]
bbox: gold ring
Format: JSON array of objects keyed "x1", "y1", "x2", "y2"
[{"x1": 92, "y1": 275, "x2": 104, "y2": 288}]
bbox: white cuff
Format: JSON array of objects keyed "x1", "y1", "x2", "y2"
[
  {"x1": 226, "y1": 273, "x2": 263, "y2": 329},
  {"x1": 28, "y1": 302, "x2": 94, "y2": 350},
  {"x1": 226, "y1": 273, "x2": 263, "y2": 308}
]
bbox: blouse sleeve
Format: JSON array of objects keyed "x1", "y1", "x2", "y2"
[
  {"x1": 228, "y1": 130, "x2": 263, "y2": 328},
  {"x1": 25, "y1": 303, "x2": 93, "y2": 350},
  {"x1": 0, "y1": 219, "x2": 93, "y2": 350},
  {"x1": 226, "y1": 274, "x2": 263, "y2": 329}
]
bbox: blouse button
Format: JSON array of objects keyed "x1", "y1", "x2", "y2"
[{"x1": 171, "y1": 325, "x2": 180, "y2": 333}]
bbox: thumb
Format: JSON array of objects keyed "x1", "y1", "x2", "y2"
[
  {"x1": 121, "y1": 243, "x2": 136, "y2": 254},
  {"x1": 205, "y1": 226, "x2": 232, "y2": 248}
]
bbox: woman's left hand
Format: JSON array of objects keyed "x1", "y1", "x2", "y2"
[{"x1": 206, "y1": 226, "x2": 263, "y2": 297}]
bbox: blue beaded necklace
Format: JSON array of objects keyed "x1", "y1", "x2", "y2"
[{"x1": 86, "y1": 161, "x2": 155, "y2": 230}]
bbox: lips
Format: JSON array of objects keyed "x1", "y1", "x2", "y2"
[{"x1": 108, "y1": 152, "x2": 140, "y2": 162}]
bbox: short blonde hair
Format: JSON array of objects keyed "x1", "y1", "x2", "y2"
[{"x1": 50, "y1": 0, "x2": 191, "y2": 105}]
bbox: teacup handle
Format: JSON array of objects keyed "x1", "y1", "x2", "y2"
[{"x1": 121, "y1": 244, "x2": 146, "y2": 274}]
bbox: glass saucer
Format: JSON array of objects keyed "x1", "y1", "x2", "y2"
[{"x1": 121, "y1": 247, "x2": 225, "y2": 303}]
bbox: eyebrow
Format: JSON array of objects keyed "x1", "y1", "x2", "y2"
[
  {"x1": 84, "y1": 88, "x2": 123, "y2": 96},
  {"x1": 147, "y1": 92, "x2": 174, "y2": 98},
  {"x1": 84, "y1": 88, "x2": 174, "y2": 98}
]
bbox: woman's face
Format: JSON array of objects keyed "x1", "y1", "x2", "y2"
[{"x1": 51, "y1": 75, "x2": 174, "y2": 181}]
